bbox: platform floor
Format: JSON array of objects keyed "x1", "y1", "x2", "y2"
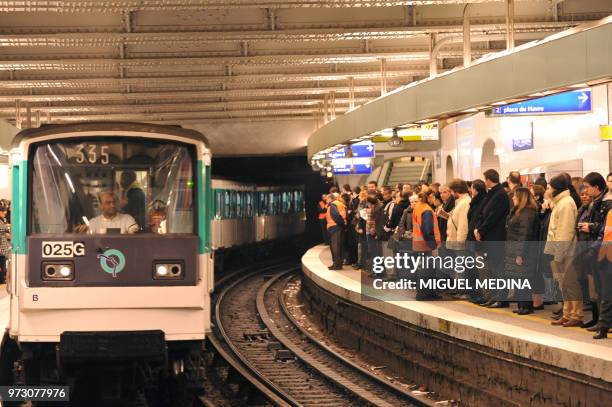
[{"x1": 302, "y1": 245, "x2": 612, "y2": 383}]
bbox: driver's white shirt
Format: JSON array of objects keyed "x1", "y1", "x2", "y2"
[{"x1": 88, "y1": 213, "x2": 137, "y2": 234}]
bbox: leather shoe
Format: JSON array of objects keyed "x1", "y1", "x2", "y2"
[
  {"x1": 562, "y1": 319, "x2": 583, "y2": 327},
  {"x1": 593, "y1": 327, "x2": 608, "y2": 340},
  {"x1": 487, "y1": 301, "x2": 509, "y2": 308},
  {"x1": 582, "y1": 319, "x2": 598, "y2": 329},
  {"x1": 480, "y1": 300, "x2": 495, "y2": 307},
  {"x1": 552, "y1": 307, "x2": 563, "y2": 316},
  {"x1": 518, "y1": 308, "x2": 534, "y2": 315},
  {"x1": 586, "y1": 324, "x2": 601, "y2": 332},
  {"x1": 551, "y1": 318, "x2": 569, "y2": 326},
  {"x1": 550, "y1": 313, "x2": 562, "y2": 320},
  {"x1": 328, "y1": 266, "x2": 343, "y2": 271}
]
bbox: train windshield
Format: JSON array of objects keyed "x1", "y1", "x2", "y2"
[{"x1": 29, "y1": 139, "x2": 196, "y2": 235}]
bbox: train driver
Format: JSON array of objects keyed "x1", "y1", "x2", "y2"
[{"x1": 74, "y1": 191, "x2": 139, "y2": 234}]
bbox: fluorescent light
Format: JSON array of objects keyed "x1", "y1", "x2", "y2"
[
  {"x1": 461, "y1": 108, "x2": 478, "y2": 113},
  {"x1": 492, "y1": 101, "x2": 507, "y2": 106}
]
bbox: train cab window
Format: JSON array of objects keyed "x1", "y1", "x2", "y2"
[{"x1": 29, "y1": 139, "x2": 196, "y2": 235}]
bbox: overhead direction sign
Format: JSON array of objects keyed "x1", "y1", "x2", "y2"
[
  {"x1": 328, "y1": 141, "x2": 375, "y2": 159},
  {"x1": 350, "y1": 141, "x2": 375, "y2": 158},
  {"x1": 491, "y1": 89, "x2": 592, "y2": 116},
  {"x1": 331, "y1": 157, "x2": 372, "y2": 175}
]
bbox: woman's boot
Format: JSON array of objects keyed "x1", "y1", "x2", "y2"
[{"x1": 593, "y1": 326, "x2": 608, "y2": 340}]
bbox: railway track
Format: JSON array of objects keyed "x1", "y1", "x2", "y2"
[{"x1": 208, "y1": 263, "x2": 434, "y2": 407}]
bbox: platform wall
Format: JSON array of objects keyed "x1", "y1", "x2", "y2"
[{"x1": 439, "y1": 84, "x2": 610, "y2": 183}]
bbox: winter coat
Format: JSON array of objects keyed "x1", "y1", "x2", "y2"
[
  {"x1": 475, "y1": 183, "x2": 510, "y2": 242},
  {"x1": 536, "y1": 207, "x2": 553, "y2": 277},
  {"x1": 437, "y1": 196, "x2": 455, "y2": 242},
  {"x1": 544, "y1": 190, "x2": 578, "y2": 261},
  {"x1": 367, "y1": 203, "x2": 386, "y2": 240},
  {"x1": 386, "y1": 199, "x2": 410, "y2": 232},
  {"x1": 504, "y1": 207, "x2": 540, "y2": 278},
  {"x1": 466, "y1": 192, "x2": 487, "y2": 252},
  {"x1": 446, "y1": 194, "x2": 471, "y2": 251}
]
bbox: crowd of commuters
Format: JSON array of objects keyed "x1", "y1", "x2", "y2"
[{"x1": 317, "y1": 170, "x2": 612, "y2": 340}]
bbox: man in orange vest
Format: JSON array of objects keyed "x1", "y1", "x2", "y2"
[
  {"x1": 318, "y1": 194, "x2": 329, "y2": 245},
  {"x1": 326, "y1": 193, "x2": 347, "y2": 270},
  {"x1": 594, "y1": 208, "x2": 612, "y2": 339},
  {"x1": 412, "y1": 191, "x2": 442, "y2": 300}
]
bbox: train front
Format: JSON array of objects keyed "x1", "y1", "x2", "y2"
[{"x1": 2, "y1": 123, "x2": 213, "y2": 398}]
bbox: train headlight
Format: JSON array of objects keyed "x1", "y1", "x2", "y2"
[
  {"x1": 59, "y1": 266, "x2": 72, "y2": 277},
  {"x1": 156, "y1": 265, "x2": 168, "y2": 276},
  {"x1": 42, "y1": 262, "x2": 74, "y2": 281},
  {"x1": 153, "y1": 262, "x2": 184, "y2": 280}
]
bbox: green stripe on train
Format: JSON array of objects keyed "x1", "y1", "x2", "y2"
[
  {"x1": 198, "y1": 160, "x2": 212, "y2": 254},
  {"x1": 11, "y1": 160, "x2": 27, "y2": 254}
]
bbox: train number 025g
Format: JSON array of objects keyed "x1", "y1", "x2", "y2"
[{"x1": 41, "y1": 241, "x2": 85, "y2": 258}]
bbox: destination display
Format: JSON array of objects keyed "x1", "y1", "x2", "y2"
[
  {"x1": 331, "y1": 157, "x2": 372, "y2": 175},
  {"x1": 491, "y1": 89, "x2": 591, "y2": 116},
  {"x1": 327, "y1": 141, "x2": 375, "y2": 159},
  {"x1": 372, "y1": 123, "x2": 438, "y2": 142}
]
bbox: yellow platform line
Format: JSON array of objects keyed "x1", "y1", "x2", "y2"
[{"x1": 461, "y1": 300, "x2": 589, "y2": 333}]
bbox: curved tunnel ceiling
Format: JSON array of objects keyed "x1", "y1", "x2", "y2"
[
  {"x1": 308, "y1": 17, "x2": 612, "y2": 160},
  {"x1": 0, "y1": 0, "x2": 610, "y2": 155}
]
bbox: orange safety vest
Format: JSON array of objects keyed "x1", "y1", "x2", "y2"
[
  {"x1": 326, "y1": 199, "x2": 347, "y2": 229},
  {"x1": 318, "y1": 200, "x2": 327, "y2": 220},
  {"x1": 598, "y1": 210, "x2": 612, "y2": 262},
  {"x1": 412, "y1": 201, "x2": 441, "y2": 252}
]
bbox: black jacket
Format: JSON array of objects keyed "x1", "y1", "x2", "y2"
[
  {"x1": 466, "y1": 192, "x2": 487, "y2": 252},
  {"x1": 476, "y1": 183, "x2": 510, "y2": 242},
  {"x1": 504, "y1": 207, "x2": 539, "y2": 278},
  {"x1": 438, "y1": 196, "x2": 455, "y2": 242},
  {"x1": 536, "y1": 207, "x2": 553, "y2": 277},
  {"x1": 387, "y1": 199, "x2": 410, "y2": 231},
  {"x1": 585, "y1": 188, "x2": 610, "y2": 241}
]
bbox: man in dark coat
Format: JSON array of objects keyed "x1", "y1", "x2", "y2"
[
  {"x1": 475, "y1": 169, "x2": 511, "y2": 307},
  {"x1": 120, "y1": 171, "x2": 146, "y2": 232}
]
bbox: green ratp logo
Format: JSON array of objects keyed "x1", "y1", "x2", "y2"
[{"x1": 98, "y1": 248, "x2": 126, "y2": 278}]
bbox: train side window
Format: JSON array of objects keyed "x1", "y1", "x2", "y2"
[
  {"x1": 268, "y1": 192, "x2": 276, "y2": 215},
  {"x1": 223, "y1": 190, "x2": 231, "y2": 219},
  {"x1": 236, "y1": 191, "x2": 243, "y2": 218},
  {"x1": 246, "y1": 192, "x2": 253, "y2": 218},
  {"x1": 283, "y1": 191, "x2": 291, "y2": 214},
  {"x1": 297, "y1": 191, "x2": 304, "y2": 212},
  {"x1": 214, "y1": 190, "x2": 223, "y2": 219},
  {"x1": 262, "y1": 192, "x2": 269, "y2": 216}
]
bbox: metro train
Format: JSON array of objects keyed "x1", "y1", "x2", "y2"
[{"x1": 0, "y1": 122, "x2": 305, "y2": 404}]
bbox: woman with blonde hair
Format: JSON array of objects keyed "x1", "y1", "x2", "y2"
[{"x1": 505, "y1": 187, "x2": 541, "y2": 314}]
